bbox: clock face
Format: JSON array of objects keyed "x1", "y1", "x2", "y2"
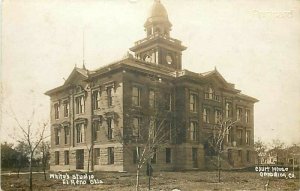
[
  {"x1": 166, "y1": 55, "x2": 173, "y2": 64},
  {"x1": 144, "y1": 54, "x2": 152, "y2": 63}
]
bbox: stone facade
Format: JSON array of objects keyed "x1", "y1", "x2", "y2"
[{"x1": 45, "y1": 0, "x2": 258, "y2": 172}]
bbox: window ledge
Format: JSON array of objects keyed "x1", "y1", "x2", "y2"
[
  {"x1": 132, "y1": 105, "x2": 142, "y2": 108},
  {"x1": 204, "y1": 98, "x2": 221, "y2": 102}
]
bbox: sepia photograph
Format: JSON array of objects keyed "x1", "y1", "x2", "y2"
[{"x1": 1, "y1": 0, "x2": 300, "y2": 190}]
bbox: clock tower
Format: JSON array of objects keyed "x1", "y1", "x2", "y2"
[{"x1": 130, "y1": 0, "x2": 187, "y2": 70}]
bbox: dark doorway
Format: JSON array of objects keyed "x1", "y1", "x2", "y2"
[
  {"x1": 76, "y1": 149, "x2": 84, "y2": 169},
  {"x1": 192, "y1": 148, "x2": 198, "y2": 168}
]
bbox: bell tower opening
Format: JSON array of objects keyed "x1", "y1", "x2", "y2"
[{"x1": 130, "y1": 0, "x2": 187, "y2": 71}]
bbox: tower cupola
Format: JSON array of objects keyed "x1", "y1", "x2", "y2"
[
  {"x1": 130, "y1": 0, "x2": 186, "y2": 71},
  {"x1": 144, "y1": 0, "x2": 172, "y2": 37}
]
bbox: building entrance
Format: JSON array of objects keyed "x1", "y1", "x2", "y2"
[{"x1": 76, "y1": 149, "x2": 84, "y2": 169}]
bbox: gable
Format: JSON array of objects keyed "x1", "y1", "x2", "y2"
[
  {"x1": 64, "y1": 67, "x2": 88, "y2": 86},
  {"x1": 202, "y1": 70, "x2": 231, "y2": 89}
]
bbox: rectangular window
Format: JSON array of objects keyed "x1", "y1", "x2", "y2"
[
  {"x1": 247, "y1": 150, "x2": 251, "y2": 162},
  {"x1": 76, "y1": 123, "x2": 85, "y2": 143},
  {"x1": 166, "y1": 148, "x2": 172, "y2": 163},
  {"x1": 246, "y1": 130, "x2": 251, "y2": 145},
  {"x1": 54, "y1": 103, "x2": 59, "y2": 119},
  {"x1": 245, "y1": 109, "x2": 250, "y2": 123},
  {"x1": 107, "y1": 118, "x2": 114, "y2": 140},
  {"x1": 55, "y1": 128, "x2": 60, "y2": 145},
  {"x1": 107, "y1": 87, "x2": 113, "y2": 107},
  {"x1": 133, "y1": 117, "x2": 141, "y2": 137},
  {"x1": 149, "y1": 118, "x2": 156, "y2": 138},
  {"x1": 214, "y1": 109, "x2": 222, "y2": 124},
  {"x1": 162, "y1": 121, "x2": 172, "y2": 141},
  {"x1": 93, "y1": 90, "x2": 101, "y2": 110},
  {"x1": 164, "y1": 121, "x2": 172, "y2": 141},
  {"x1": 205, "y1": 87, "x2": 214, "y2": 100},
  {"x1": 165, "y1": 93, "x2": 172, "y2": 111},
  {"x1": 238, "y1": 150, "x2": 242, "y2": 162},
  {"x1": 132, "y1": 86, "x2": 141, "y2": 106},
  {"x1": 203, "y1": 108, "x2": 210, "y2": 123},
  {"x1": 55, "y1": 151, "x2": 59, "y2": 165},
  {"x1": 63, "y1": 101, "x2": 69, "y2": 117},
  {"x1": 228, "y1": 149, "x2": 233, "y2": 162},
  {"x1": 189, "y1": 93, "x2": 197, "y2": 112},
  {"x1": 237, "y1": 129, "x2": 242, "y2": 145},
  {"x1": 214, "y1": 94, "x2": 220, "y2": 101},
  {"x1": 237, "y1": 108, "x2": 243, "y2": 121},
  {"x1": 64, "y1": 126, "x2": 69, "y2": 145},
  {"x1": 225, "y1": 102, "x2": 232, "y2": 118},
  {"x1": 93, "y1": 120, "x2": 100, "y2": 141},
  {"x1": 151, "y1": 148, "x2": 157, "y2": 164},
  {"x1": 133, "y1": 147, "x2": 141, "y2": 164},
  {"x1": 64, "y1": 151, "x2": 69, "y2": 165},
  {"x1": 205, "y1": 92, "x2": 209, "y2": 99},
  {"x1": 189, "y1": 121, "x2": 197, "y2": 141},
  {"x1": 75, "y1": 96, "x2": 85, "y2": 114},
  {"x1": 226, "y1": 128, "x2": 232, "y2": 144},
  {"x1": 149, "y1": 90, "x2": 156, "y2": 108},
  {"x1": 94, "y1": 148, "x2": 100, "y2": 165},
  {"x1": 108, "y1": 147, "x2": 114, "y2": 164}
]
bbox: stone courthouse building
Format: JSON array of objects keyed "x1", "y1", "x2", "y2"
[{"x1": 46, "y1": 0, "x2": 258, "y2": 172}]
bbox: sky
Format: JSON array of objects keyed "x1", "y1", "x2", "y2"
[{"x1": 1, "y1": 0, "x2": 300, "y2": 145}]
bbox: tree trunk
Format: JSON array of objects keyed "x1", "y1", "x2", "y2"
[
  {"x1": 42, "y1": 151, "x2": 47, "y2": 180},
  {"x1": 87, "y1": 150, "x2": 90, "y2": 184},
  {"x1": 136, "y1": 167, "x2": 140, "y2": 191},
  {"x1": 218, "y1": 153, "x2": 221, "y2": 183},
  {"x1": 148, "y1": 160, "x2": 151, "y2": 191},
  {"x1": 17, "y1": 163, "x2": 21, "y2": 178},
  {"x1": 29, "y1": 154, "x2": 33, "y2": 191},
  {"x1": 43, "y1": 164, "x2": 47, "y2": 181}
]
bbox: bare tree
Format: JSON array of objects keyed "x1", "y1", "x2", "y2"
[
  {"x1": 207, "y1": 119, "x2": 237, "y2": 183},
  {"x1": 15, "y1": 141, "x2": 30, "y2": 178},
  {"x1": 85, "y1": 143, "x2": 93, "y2": 183},
  {"x1": 8, "y1": 109, "x2": 49, "y2": 191},
  {"x1": 114, "y1": 113, "x2": 171, "y2": 191},
  {"x1": 254, "y1": 138, "x2": 267, "y2": 166},
  {"x1": 270, "y1": 139, "x2": 285, "y2": 165},
  {"x1": 39, "y1": 141, "x2": 50, "y2": 180}
]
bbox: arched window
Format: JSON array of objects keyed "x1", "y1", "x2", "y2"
[{"x1": 166, "y1": 53, "x2": 173, "y2": 65}]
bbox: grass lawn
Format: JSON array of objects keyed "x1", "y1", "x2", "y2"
[{"x1": 1, "y1": 170, "x2": 299, "y2": 191}]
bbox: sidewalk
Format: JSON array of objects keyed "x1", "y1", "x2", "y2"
[{"x1": 1, "y1": 171, "x2": 46, "y2": 176}]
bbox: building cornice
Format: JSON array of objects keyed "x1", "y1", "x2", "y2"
[{"x1": 45, "y1": 57, "x2": 258, "y2": 103}]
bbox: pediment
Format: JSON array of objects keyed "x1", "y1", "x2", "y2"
[
  {"x1": 64, "y1": 67, "x2": 89, "y2": 86},
  {"x1": 201, "y1": 70, "x2": 233, "y2": 90}
]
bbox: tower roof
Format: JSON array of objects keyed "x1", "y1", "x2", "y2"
[{"x1": 144, "y1": 0, "x2": 172, "y2": 27}]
